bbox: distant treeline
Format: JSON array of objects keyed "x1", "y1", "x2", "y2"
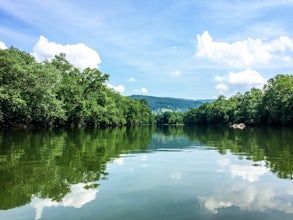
[
  {"x1": 0, "y1": 47, "x2": 152, "y2": 127},
  {"x1": 156, "y1": 74, "x2": 293, "y2": 126},
  {"x1": 129, "y1": 95, "x2": 212, "y2": 113}
]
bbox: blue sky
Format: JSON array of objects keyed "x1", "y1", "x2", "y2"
[{"x1": 1, "y1": 0, "x2": 293, "y2": 99}]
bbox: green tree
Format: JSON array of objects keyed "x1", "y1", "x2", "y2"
[
  {"x1": 155, "y1": 111, "x2": 173, "y2": 124},
  {"x1": 0, "y1": 47, "x2": 65, "y2": 126},
  {"x1": 262, "y1": 74, "x2": 293, "y2": 125}
]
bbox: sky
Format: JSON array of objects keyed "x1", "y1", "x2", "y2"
[{"x1": 1, "y1": 0, "x2": 293, "y2": 99}]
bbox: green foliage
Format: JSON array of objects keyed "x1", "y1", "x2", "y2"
[
  {"x1": 168, "y1": 112, "x2": 184, "y2": 124},
  {"x1": 155, "y1": 111, "x2": 184, "y2": 125},
  {"x1": 0, "y1": 47, "x2": 65, "y2": 126},
  {"x1": 1, "y1": 46, "x2": 292, "y2": 127},
  {"x1": 262, "y1": 74, "x2": 293, "y2": 125},
  {"x1": 0, "y1": 48, "x2": 152, "y2": 127},
  {"x1": 183, "y1": 75, "x2": 293, "y2": 126},
  {"x1": 155, "y1": 111, "x2": 172, "y2": 124},
  {"x1": 130, "y1": 95, "x2": 212, "y2": 113}
]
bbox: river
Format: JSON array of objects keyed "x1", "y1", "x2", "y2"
[{"x1": 0, "y1": 126, "x2": 293, "y2": 220}]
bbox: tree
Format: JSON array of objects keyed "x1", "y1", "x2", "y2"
[
  {"x1": 0, "y1": 47, "x2": 65, "y2": 126},
  {"x1": 155, "y1": 111, "x2": 173, "y2": 125},
  {"x1": 182, "y1": 74, "x2": 292, "y2": 126},
  {"x1": 1, "y1": 48, "x2": 153, "y2": 127},
  {"x1": 262, "y1": 74, "x2": 293, "y2": 125}
]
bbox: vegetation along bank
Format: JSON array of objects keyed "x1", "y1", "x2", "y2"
[
  {"x1": 154, "y1": 74, "x2": 293, "y2": 126},
  {"x1": 0, "y1": 47, "x2": 152, "y2": 127},
  {"x1": 1, "y1": 47, "x2": 292, "y2": 127}
]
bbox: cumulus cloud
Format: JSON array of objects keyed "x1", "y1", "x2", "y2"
[
  {"x1": 196, "y1": 31, "x2": 293, "y2": 67},
  {"x1": 0, "y1": 41, "x2": 7, "y2": 49},
  {"x1": 215, "y1": 69, "x2": 266, "y2": 92},
  {"x1": 141, "y1": 87, "x2": 148, "y2": 94},
  {"x1": 215, "y1": 83, "x2": 229, "y2": 91},
  {"x1": 33, "y1": 35, "x2": 101, "y2": 69},
  {"x1": 227, "y1": 69, "x2": 266, "y2": 86},
  {"x1": 170, "y1": 70, "x2": 181, "y2": 77},
  {"x1": 133, "y1": 87, "x2": 148, "y2": 95},
  {"x1": 106, "y1": 83, "x2": 125, "y2": 93}
]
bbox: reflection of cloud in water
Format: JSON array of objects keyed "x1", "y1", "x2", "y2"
[
  {"x1": 171, "y1": 171, "x2": 182, "y2": 180},
  {"x1": 140, "y1": 155, "x2": 148, "y2": 161},
  {"x1": 288, "y1": 188, "x2": 293, "y2": 196},
  {"x1": 202, "y1": 155, "x2": 293, "y2": 214},
  {"x1": 229, "y1": 164, "x2": 267, "y2": 182},
  {"x1": 200, "y1": 184, "x2": 293, "y2": 214},
  {"x1": 113, "y1": 157, "x2": 124, "y2": 165},
  {"x1": 31, "y1": 183, "x2": 98, "y2": 220},
  {"x1": 217, "y1": 157, "x2": 268, "y2": 182}
]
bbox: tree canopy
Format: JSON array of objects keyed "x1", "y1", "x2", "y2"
[
  {"x1": 0, "y1": 48, "x2": 153, "y2": 127},
  {"x1": 1, "y1": 47, "x2": 292, "y2": 128},
  {"x1": 183, "y1": 74, "x2": 293, "y2": 126}
]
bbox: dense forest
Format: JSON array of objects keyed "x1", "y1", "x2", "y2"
[
  {"x1": 183, "y1": 74, "x2": 293, "y2": 126},
  {"x1": 1, "y1": 47, "x2": 292, "y2": 128},
  {"x1": 129, "y1": 95, "x2": 212, "y2": 113},
  {"x1": 0, "y1": 47, "x2": 153, "y2": 127},
  {"x1": 155, "y1": 74, "x2": 293, "y2": 126}
]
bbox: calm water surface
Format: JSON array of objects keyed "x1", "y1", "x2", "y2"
[{"x1": 0, "y1": 126, "x2": 293, "y2": 220}]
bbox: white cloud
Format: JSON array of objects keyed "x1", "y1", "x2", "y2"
[
  {"x1": 196, "y1": 31, "x2": 293, "y2": 67},
  {"x1": 141, "y1": 87, "x2": 148, "y2": 94},
  {"x1": 106, "y1": 83, "x2": 125, "y2": 93},
  {"x1": 215, "y1": 83, "x2": 229, "y2": 91},
  {"x1": 170, "y1": 70, "x2": 181, "y2": 77},
  {"x1": 228, "y1": 69, "x2": 266, "y2": 86},
  {"x1": 215, "y1": 69, "x2": 266, "y2": 92},
  {"x1": 126, "y1": 77, "x2": 136, "y2": 82},
  {"x1": 31, "y1": 183, "x2": 98, "y2": 220},
  {"x1": 33, "y1": 35, "x2": 101, "y2": 69},
  {"x1": 0, "y1": 41, "x2": 7, "y2": 49},
  {"x1": 282, "y1": 56, "x2": 291, "y2": 62}
]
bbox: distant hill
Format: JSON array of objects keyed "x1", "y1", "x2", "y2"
[{"x1": 129, "y1": 95, "x2": 213, "y2": 113}]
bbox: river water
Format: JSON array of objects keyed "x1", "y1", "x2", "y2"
[{"x1": 0, "y1": 126, "x2": 293, "y2": 220}]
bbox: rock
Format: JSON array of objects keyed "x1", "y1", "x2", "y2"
[{"x1": 231, "y1": 123, "x2": 246, "y2": 129}]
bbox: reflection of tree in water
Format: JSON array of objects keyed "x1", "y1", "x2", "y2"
[
  {"x1": 184, "y1": 126, "x2": 293, "y2": 180},
  {"x1": 148, "y1": 125, "x2": 202, "y2": 151},
  {"x1": 1, "y1": 125, "x2": 292, "y2": 211},
  {"x1": 0, "y1": 126, "x2": 152, "y2": 210}
]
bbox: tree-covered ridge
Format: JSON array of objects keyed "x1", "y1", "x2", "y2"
[
  {"x1": 129, "y1": 95, "x2": 213, "y2": 113},
  {"x1": 0, "y1": 47, "x2": 153, "y2": 127},
  {"x1": 183, "y1": 74, "x2": 293, "y2": 126}
]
